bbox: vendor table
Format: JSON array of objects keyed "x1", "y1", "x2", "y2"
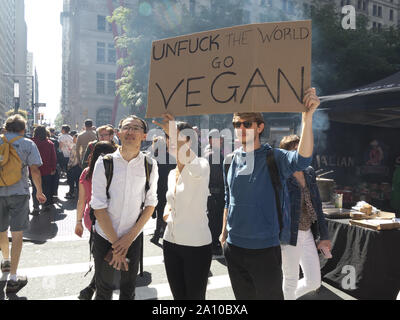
[{"x1": 320, "y1": 214, "x2": 400, "y2": 300}]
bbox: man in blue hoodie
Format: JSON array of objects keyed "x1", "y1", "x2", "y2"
[{"x1": 220, "y1": 88, "x2": 320, "y2": 300}]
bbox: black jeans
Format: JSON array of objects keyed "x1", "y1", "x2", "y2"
[
  {"x1": 67, "y1": 165, "x2": 82, "y2": 194},
  {"x1": 163, "y1": 240, "x2": 212, "y2": 300},
  {"x1": 223, "y1": 243, "x2": 284, "y2": 300},
  {"x1": 31, "y1": 175, "x2": 54, "y2": 208},
  {"x1": 207, "y1": 194, "x2": 225, "y2": 248},
  {"x1": 93, "y1": 232, "x2": 142, "y2": 300}
]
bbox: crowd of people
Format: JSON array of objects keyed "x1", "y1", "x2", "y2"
[{"x1": 0, "y1": 87, "x2": 335, "y2": 300}]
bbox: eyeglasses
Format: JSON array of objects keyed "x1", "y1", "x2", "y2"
[
  {"x1": 232, "y1": 121, "x2": 254, "y2": 129},
  {"x1": 121, "y1": 125, "x2": 144, "y2": 132}
]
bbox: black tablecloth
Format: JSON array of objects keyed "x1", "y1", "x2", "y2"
[{"x1": 320, "y1": 218, "x2": 400, "y2": 300}]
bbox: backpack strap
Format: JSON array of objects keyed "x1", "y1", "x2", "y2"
[
  {"x1": 144, "y1": 154, "x2": 153, "y2": 194},
  {"x1": 1, "y1": 135, "x2": 23, "y2": 144},
  {"x1": 139, "y1": 153, "x2": 153, "y2": 278},
  {"x1": 103, "y1": 154, "x2": 114, "y2": 200},
  {"x1": 87, "y1": 154, "x2": 114, "y2": 276},
  {"x1": 266, "y1": 149, "x2": 283, "y2": 235}
]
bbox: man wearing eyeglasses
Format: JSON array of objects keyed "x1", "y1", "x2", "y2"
[
  {"x1": 81, "y1": 125, "x2": 117, "y2": 169},
  {"x1": 220, "y1": 88, "x2": 320, "y2": 300},
  {"x1": 90, "y1": 115, "x2": 158, "y2": 300}
]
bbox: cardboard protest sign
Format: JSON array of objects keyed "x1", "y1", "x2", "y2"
[{"x1": 146, "y1": 20, "x2": 311, "y2": 118}]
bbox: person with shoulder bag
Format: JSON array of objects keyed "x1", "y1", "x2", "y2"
[{"x1": 279, "y1": 134, "x2": 331, "y2": 300}]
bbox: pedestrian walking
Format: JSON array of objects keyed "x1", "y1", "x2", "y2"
[
  {"x1": 279, "y1": 134, "x2": 331, "y2": 300},
  {"x1": 90, "y1": 115, "x2": 158, "y2": 300},
  {"x1": 58, "y1": 125, "x2": 73, "y2": 175},
  {"x1": 48, "y1": 128, "x2": 62, "y2": 201},
  {"x1": 0, "y1": 115, "x2": 46, "y2": 294},
  {"x1": 76, "y1": 119, "x2": 97, "y2": 168},
  {"x1": 75, "y1": 141, "x2": 117, "y2": 300},
  {"x1": 81, "y1": 125, "x2": 116, "y2": 169},
  {"x1": 31, "y1": 126, "x2": 57, "y2": 214},
  {"x1": 220, "y1": 88, "x2": 320, "y2": 300},
  {"x1": 66, "y1": 133, "x2": 82, "y2": 199},
  {"x1": 153, "y1": 114, "x2": 212, "y2": 300},
  {"x1": 149, "y1": 136, "x2": 175, "y2": 246},
  {"x1": 204, "y1": 129, "x2": 225, "y2": 257}
]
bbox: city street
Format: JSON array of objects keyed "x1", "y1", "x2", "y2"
[{"x1": 0, "y1": 179, "x2": 356, "y2": 301}]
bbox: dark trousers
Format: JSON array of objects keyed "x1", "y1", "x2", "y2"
[
  {"x1": 93, "y1": 232, "x2": 142, "y2": 300},
  {"x1": 152, "y1": 202, "x2": 166, "y2": 242},
  {"x1": 67, "y1": 165, "x2": 82, "y2": 194},
  {"x1": 163, "y1": 240, "x2": 212, "y2": 300},
  {"x1": 31, "y1": 175, "x2": 54, "y2": 208},
  {"x1": 207, "y1": 194, "x2": 225, "y2": 248},
  {"x1": 223, "y1": 243, "x2": 284, "y2": 300},
  {"x1": 52, "y1": 167, "x2": 60, "y2": 197}
]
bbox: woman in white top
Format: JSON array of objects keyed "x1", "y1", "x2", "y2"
[{"x1": 153, "y1": 113, "x2": 212, "y2": 300}]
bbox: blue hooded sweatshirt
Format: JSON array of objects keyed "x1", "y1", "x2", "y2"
[{"x1": 223, "y1": 144, "x2": 312, "y2": 249}]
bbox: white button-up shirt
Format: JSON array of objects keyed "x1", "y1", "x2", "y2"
[
  {"x1": 90, "y1": 149, "x2": 158, "y2": 242},
  {"x1": 163, "y1": 156, "x2": 212, "y2": 247}
]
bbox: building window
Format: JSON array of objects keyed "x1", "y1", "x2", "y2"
[
  {"x1": 346, "y1": 0, "x2": 351, "y2": 5},
  {"x1": 96, "y1": 72, "x2": 105, "y2": 94},
  {"x1": 372, "y1": 21, "x2": 376, "y2": 29},
  {"x1": 97, "y1": 15, "x2": 106, "y2": 31},
  {"x1": 372, "y1": 4, "x2": 377, "y2": 16},
  {"x1": 242, "y1": 10, "x2": 250, "y2": 23},
  {"x1": 97, "y1": 42, "x2": 106, "y2": 63},
  {"x1": 96, "y1": 108, "x2": 113, "y2": 127},
  {"x1": 378, "y1": 23, "x2": 382, "y2": 31},
  {"x1": 390, "y1": 9, "x2": 394, "y2": 21},
  {"x1": 108, "y1": 43, "x2": 116, "y2": 64},
  {"x1": 363, "y1": 1, "x2": 367, "y2": 11},
  {"x1": 189, "y1": 0, "x2": 196, "y2": 15},
  {"x1": 378, "y1": 6, "x2": 382, "y2": 17},
  {"x1": 107, "y1": 73, "x2": 116, "y2": 96},
  {"x1": 288, "y1": 0, "x2": 294, "y2": 14}
]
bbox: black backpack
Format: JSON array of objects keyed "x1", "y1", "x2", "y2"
[
  {"x1": 87, "y1": 153, "x2": 153, "y2": 277},
  {"x1": 224, "y1": 149, "x2": 283, "y2": 235}
]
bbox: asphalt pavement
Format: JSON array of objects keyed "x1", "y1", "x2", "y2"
[{"x1": 0, "y1": 179, "x2": 356, "y2": 300}]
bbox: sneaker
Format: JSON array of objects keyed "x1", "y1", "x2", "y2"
[
  {"x1": 78, "y1": 286, "x2": 95, "y2": 300},
  {"x1": 6, "y1": 276, "x2": 28, "y2": 294},
  {"x1": 1, "y1": 260, "x2": 11, "y2": 273}
]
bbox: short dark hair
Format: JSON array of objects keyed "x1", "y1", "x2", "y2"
[
  {"x1": 33, "y1": 125, "x2": 47, "y2": 141},
  {"x1": 61, "y1": 125, "x2": 71, "y2": 133},
  {"x1": 177, "y1": 121, "x2": 194, "y2": 142},
  {"x1": 84, "y1": 119, "x2": 93, "y2": 128},
  {"x1": 279, "y1": 135, "x2": 300, "y2": 151},
  {"x1": 119, "y1": 115, "x2": 148, "y2": 133},
  {"x1": 5, "y1": 115, "x2": 26, "y2": 133}
]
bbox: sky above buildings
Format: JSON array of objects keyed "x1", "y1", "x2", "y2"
[{"x1": 25, "y1": 0, "x2": 63, "y2": 125}]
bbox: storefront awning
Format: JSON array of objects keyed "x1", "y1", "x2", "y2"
[{"x1": 319, "y1": 71, "x2": 400, "y2": 128}]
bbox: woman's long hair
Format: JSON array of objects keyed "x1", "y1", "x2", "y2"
[
  {"x1": 86, "y1": 141, "x2": 117, "y2": 181},
  {"x1": 33, "y1": 125, "x2": 47, "y2": 141}
]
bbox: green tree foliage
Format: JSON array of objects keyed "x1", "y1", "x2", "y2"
[
  {"x1": 6, "y1": 109, "x2": 28, "y2": 119},
  {"x1": 310, "y1": 1, "x2": 400, "y2": 95},
  {"x1": 110, "y1": 0, "x2": 400, "y2": 114},
  {"x1": 54, "y1": 113, "x2": 64, "y2": 131}
]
